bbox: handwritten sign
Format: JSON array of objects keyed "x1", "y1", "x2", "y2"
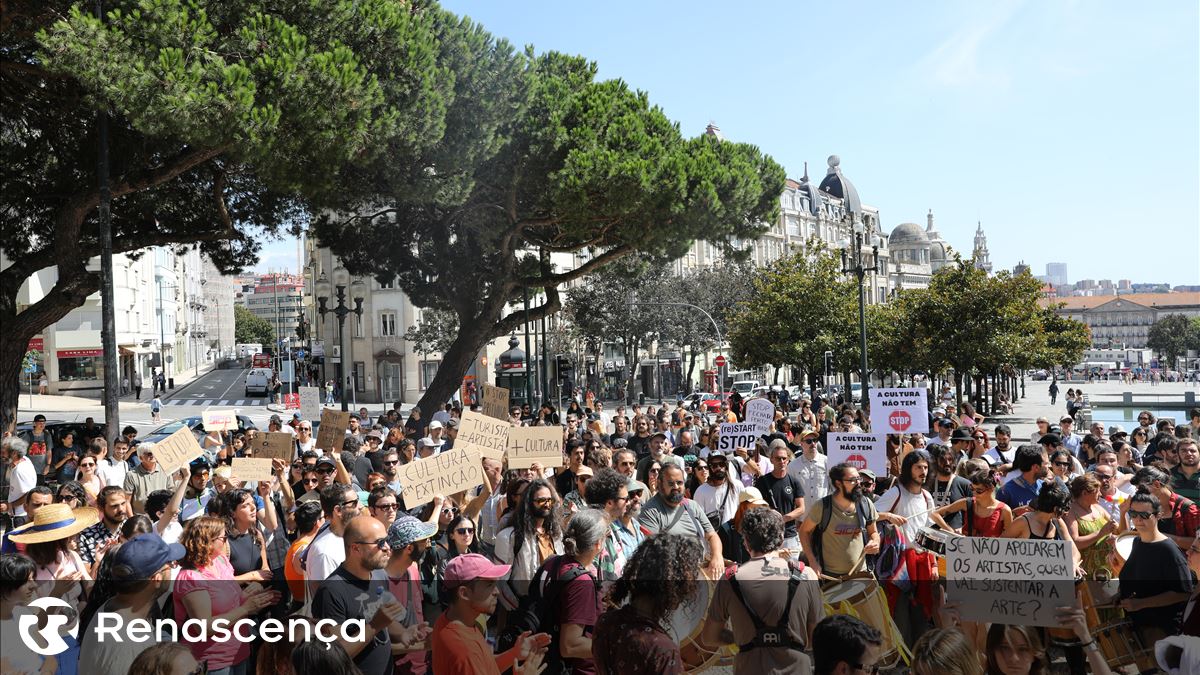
[
  {"x1": 299, "y1": 386, "x2": 321, "y2": 421},
  {"x1": 868, "y1": 388, "x2": 929, "y2": 434},
  {"x1": 155, "y1": 426, "x2": 205, "y2": 474},
  {"x1": 827, "y1": 433, "x2": 888, "y2": 476},
  {"x1": 396, "y1": 445, "x2": 485, "y2": 509},
  {"x1": 717, "y1": 422, "x2": 759, "y2": 452},
  {"x1": 507, "y1": 426, "x2": 564, "y2": 470},
  {"x1": 201, "y1": 410, "x2": 238, "y2": 432},
  {"x1": 946, "y1": 536, "x2": 1073, "y2": 627},
  {"x1": 744, "y1": 398, "x2": 775, "y2": 436},
  {"x1": 250, "y1": 432, "x2": 295, "y2": 463},
  {"x1": 480, "y1": 383, "x2": 510, "y2": 421},
  {"x1": 231, "y1": 458, "x2": 275, "y2": 483},
  {"x1": 316, "y1": 409, "x2": 351, "y2": 453},
  {"x1": 457, "y1": 410, "x2": 510, "y2": 462}
]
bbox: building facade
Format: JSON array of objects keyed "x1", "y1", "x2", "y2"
[{"x1": 1044, "y1": 292, "x2": 1200, "y2": 350}]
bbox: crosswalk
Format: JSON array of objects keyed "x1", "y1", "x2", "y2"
[{"x1": 164, "y1": 398, "x2": 270, "y2": 407}]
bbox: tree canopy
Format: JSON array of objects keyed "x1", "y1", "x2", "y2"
[
  {"x1": 234, "y1": 305, "x2": 275, "y2": 347},
  {"x1": 1147, "y1": 313, "x2": 1200, "y2": 370}
]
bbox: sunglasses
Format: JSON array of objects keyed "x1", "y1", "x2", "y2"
[
  {"x1": 355, "y1": 538, "x2": 391, "y2": 549},
  {"x1": 1128, "y1": 510, "x2": 1155, "y2": 520},
  {"x1": 531, "y1": 497, "x2": 554, "y2": 506},
  {"x1": 57, "y1": 494, "x2": 78, "y2": 502},
  {"x1": 442, "y1": 506, "x2": 461, "y2": 516},
  {"x1": 454, "y1": 527, "x2": 475, "y2": 535},
  {"x1": 316, "y1": 467, "x2": 335, "y2": 474},
  {"x1": 1053, "y1": 461, "x2": 1071, "y2": 468},
  {"x1": 374, "y1": 503, "x2": 398, "y2": 511},
  {"x1": 79, "y1": 462, "x2": 96, "y2": 468},
  {"x1": 695, "y1": 464, "x2": 708, "y2": 470},
  {"x1": 303, "y1": 478, "x2": 319, "y2": 485},
  {"x1": 339, "y1": 498, "x2": 360, "y2": 509},
  {"x1": 383, "y1": 460, "x2": 399, "y2": 466},
  {"x1": 298, "y1": 427, "x2": 312, "y2": 432}
]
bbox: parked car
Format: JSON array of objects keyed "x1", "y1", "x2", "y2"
[
  {"x1": 137, "y1": 415, "x2": 258, "y2": 445},
  {"x1": 14, "y1": 420, "x2": 106, "y2": 447}
]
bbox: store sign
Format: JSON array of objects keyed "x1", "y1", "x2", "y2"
[
  {"x1": 57, "y1": 348, "x2": 102, "y2": 358},
  {"x1": 27, "y1": 338, "x2": 44, "y2": 352}
]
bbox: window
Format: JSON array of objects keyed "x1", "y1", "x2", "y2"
[
  {"x1": 379, "y1": 277, "x2": 395, "y2": 290},
  {"x1": 380, "y1": 312, "x2": 397, "y2": 336},
  {"x1": 59, "y1": 356, "x2": 104, "y2": 381},
  {"x1": 355, "y1": 362, "x2": 366, "y2": 392},
  {"x1": 354, "y1": 314, "x2": 364, "y2": 338},
  {"x1": 420, "y1": 360, "x2": 440, "y2": 390}
]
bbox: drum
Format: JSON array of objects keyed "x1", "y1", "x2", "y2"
[
  {"x1": 1112, "y1": 534, "x2": 1136, "y2": 576},
  {"x1": 664, "y1": 574, "x2": 730, "y2": 673},
  {"x1": 822, "y1": 574, "x2": 908, "y2": 668},
  {"x1": 915, "y1": 527, "x2": 954, "y2": 556},
  {"x1": 1047, "y1": 576, "x2": 1100, "y2": 643},
  {"x1": 1094, "y1": 620, "x2": 1157, "y2": 672}
]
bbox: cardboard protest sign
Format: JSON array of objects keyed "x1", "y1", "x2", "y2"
[
  {"x1": 826, "y1": 433, "x2": 888, "y2": 476},
  {"x1": 456, "y1": 410, "x2": 510, "y2": 462},
  {"x1": 946, "y1": 535, "x2": 1074, "y2": 627},
  {"x1": 506, "y1": 426, "x2": 564, "y2": 470},
  {"x1": 231, "y1": 458, "x2": 275, "y2": 483},
  {"x1": 744, "y1": 398, "x2": 776, "y2": 436},
  {"x1": 316, "y1": 409, "x2": 351, "y2": 453},
  {"x1": 868, "y1": 388, "x2": 929, "y2": 434},
  {"x1": 154, "y1": 425, "x2": 205, "y2": 473},
  {"x1": 249, "y1": 432, "x2": 295, "y2": 463},
  {"x1": 717, "y1": 422, "x2": 759, "y2": 452},
  {"x1": 480, "y1": 383, "x2": 510, "y2": 421},
  {"x1": 299, "y1": 386, "x2": 321, "y2": 421},
  {"x1": 201, "y1": 410, "x2": 238, "y2": 432},
  {"x1": 396, "y1": 445, "x2": 485, "y2": 509}
]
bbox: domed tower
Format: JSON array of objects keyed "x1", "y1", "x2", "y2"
[
  {"x1": 925, "y1": 209, "x2": 951, "y2": 272},
  {"x1": 888, "y1": 223, "x2": 930, "y2": 266},
  {"x1": 818, "y1": 155, "x2": 862, "y2": 216},
  {"x1": 972, "y1": 221, "x2": 993, "y2": 274}
]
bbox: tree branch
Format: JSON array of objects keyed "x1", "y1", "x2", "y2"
[
  {"x1": 492, "y1": 283, "x2": 562, "y2": 338},
  {"x1": 520, "y1": 244, "x2": 635, "y2": 287},
  {"x1": 111, "y1": 144, "x2": 230, "y2": 198}
]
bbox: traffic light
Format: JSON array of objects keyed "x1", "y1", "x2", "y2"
[{"x1": 824, "y1": 351, "x2": 834, "y2": 377}]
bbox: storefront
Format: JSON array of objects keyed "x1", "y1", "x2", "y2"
[{"x1": 57, "y1": 348, "x2": 104, "y2": 384}]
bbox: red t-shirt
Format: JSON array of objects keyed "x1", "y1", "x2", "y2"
[
  {"x1": 557, "y1": 560, "x2": 601, "y2": 675},
  {"x1": 431, "y1": 613, "x2": 498, "y2": 675}
]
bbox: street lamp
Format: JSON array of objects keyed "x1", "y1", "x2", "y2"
[
  {"x1": 840, "y1": 217, "x2": 880, "y2": 405},
  {"x1": 316, "y1": 267, "x2": 364, "y2": 412}
]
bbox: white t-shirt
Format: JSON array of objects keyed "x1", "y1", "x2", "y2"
[
  {"x1": 693, "y1": 481, "x2": 739, "y2": 526},
  {"x1": 306, "y1": 527, "x2": 345, "y2": 583},
  {"x1": 296, "y1": 436, "x2": 317, "y2": 454},
  {"x1": 8, "y1": 458, "x2": 36, "y2": 517},
  {"x1": 983, "y1": 446, "x2": 1014, "y2": 471},
  {"x1": 97, "y1": 457, "x2": 129, "y2": 488},
  {"x1": 787, "y1": 453, "x2": 830, "y2": 502},
  {"x1": 160, "y1": 519, "x2": 183, "y2": 545},
  {"x1": 876, "y1": 485, "x2": 935, "y2": 544}
]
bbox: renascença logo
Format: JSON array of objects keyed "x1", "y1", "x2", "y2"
[{"x1": 18, "y1": 597, "x2": 79, "y2": 656}]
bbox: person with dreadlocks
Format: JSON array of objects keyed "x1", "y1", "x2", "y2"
[
  {"x1": 495, "y1": 478, "x2": 564, "y2": 611},
  {"x1": 593, "y1": 534, "x2": 706, "y2": 675}
]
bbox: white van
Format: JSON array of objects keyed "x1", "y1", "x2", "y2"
[
  {"x1": 245, "y1": 368, "x2": 272, "y2": 397},
  {"x1": 731, "y1": 380, "x2": 760, "y2": 396}
]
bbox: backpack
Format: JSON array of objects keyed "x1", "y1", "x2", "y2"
[
  {"x1": 497, "y1": 555, "x2": 594, "y2": 675},
  {"x1": 727, "y1": 561, "x2": 809, "y2": 653},
  {"x1": 874, "y1": 490, "x2": 925, "y2": 591},
  {"x1": 810, "y1": 494, "x2": 872, "y2": 573}
]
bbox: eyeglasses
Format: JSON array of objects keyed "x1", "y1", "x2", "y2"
[
  {"x1": 355, "y1": 538, "x2": 390, "y2": 549},
  {"x1": 839, "y1": 477, "x2": 861, "y2": 484},
  {"x1": 531, "y1": 497, "x2": 554, "y2": 506},
  {"x1": 338, "y1": 498, "x2": 360, "y2": 509},
  {"x1": 374, "y1": 503, "x2": 398, "y2": 511},
  {"x1": 1053, "y1": 461, "x2": 1071, "y2": 468},
  {"x1": 1128, "y1": 510, "x2": 1155, "y2": 520},
  {"x1": 454, "y1": 527, "x2": 475, "y2": 535}
]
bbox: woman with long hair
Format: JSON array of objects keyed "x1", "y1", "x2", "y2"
[
  {"x1": 1066, "y1": 474, "x2": 1118, "y2": 581},
  {"x1": 685, "y1": 459, "x2": 708, "y2": 499},
  {"x1": 594, "y1": 534, "x2": 705, "y2": 675},
  {"x1": 175, "y1": 516, "x2": 277, "y2": 675},
  {"x1": 911, "y1": 628, "x2": 982, "y2": 675},
  {"x1": 797, "y1": 399, "x2": 818, "y2": 429},
  {"x1": 984, "y1": 615, "x2": 1113, "y2": 675},
  {"x1": 1129, "y1": 427, "x2": 1150, "y2": 457},
  {"x1": 56, "y1": 480, "x2": 90, "y2": 509},
  {"x1": 934, "y1": 469, "x2": 1012, "y2": 537},
  {"x1": 497, "y1": 476, "x2": 531, "y2": 531},
  {"x1": 646, "y1": 462, "x2": 662, "y2": 499},
  {"x1": 969, "y1": 429, "x2": 991, "y2": 463},
  {"x1": 1003, "y1": 481, "x2": 1083, "y2": 573},
  {"x1": 212, "y1": 489, "x2": 270, "y2": 581},
  {"x1": 7, "y1": 504, "x2": 96, "y2": 609}
]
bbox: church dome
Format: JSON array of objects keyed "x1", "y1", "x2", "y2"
[
  {"x1": 889, "y1": 223, "x2": 928, "y2": 247},
  {"x1": 818, "y1": 155, "x2": 862, "y2": 215}
]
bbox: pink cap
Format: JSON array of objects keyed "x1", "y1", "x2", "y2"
[{"x1": 443, "y1": 553, "x2": 511, "y2": 588}]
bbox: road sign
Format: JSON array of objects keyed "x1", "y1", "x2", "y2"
[{"x1": 714, "y1": 355, "x2": 727, "y2": 368}]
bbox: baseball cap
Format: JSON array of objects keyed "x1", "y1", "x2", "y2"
[
  {"x1": 112, "y1": 533, "x2": 185, "y2": 578},
  {"x1": 937, "y1": 417, "x2": 956, "y2": 428},
  {"x1": 33, "y1": 414, "x2": 46, "y2": 422},
  {"x1": 1059, "y1": 415, "x2": 1075, "y2": 424},
  {"x1": 799, "y1": 427, "x2": 820, "y2": 439},
  {"x1": 387, "y1": 516, "x2": 437, "y2": 550},
  {"x1": 316, "y1": 456, "x2": 336, "y2": 467},
  {"x1": 626, "y1": 478, "x2": 648, "y2": 495},
  {"x1": 269, "y1": 414, "x2": 282, "y2": 424},
  {"x1": 860, "y1": 469, "x2": 877, "y2": 481},
  {"x1": 419, "y1": 437, "x2": 436, "y2": 447},
  {"x1": 447, "y1": 418, "x2": 460, "y2": 429},
  {"x1": 1108, "y1": 425, "x2": 1126, "y2": 436},
  {"x1": 575, "y1": 466, "x2": 594, "y2": 478},
  {"x1": 931, "y1": 407, "x2": 946, "y2": 416},
  {"x1": 651, "y1": 431, "x2": 669, "y2": 441},
  {"x1": 293, "y1": 412, "x2": 302, "y2": 420},
  {"x1": 429, "y1": 420, "x2": 443, "y2": 430},
  {"x1": 444, "y1": 553, "x2": 511, "y2": 589},
  {"x1": 738, "y1": 487, "x2": 769, "y2": 506}
]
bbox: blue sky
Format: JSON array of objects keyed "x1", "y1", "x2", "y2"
[{"x1": 257, "y1": 0, "x2": 1199, "y2": 286}]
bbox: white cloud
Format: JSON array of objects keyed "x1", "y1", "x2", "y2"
[{"x1": 915, "y1": 0, "x2": 1026, "y2": 89}]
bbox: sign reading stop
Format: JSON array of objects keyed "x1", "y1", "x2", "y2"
[
  {"x1": 714, "y1": 355, "x2": 726, "y2": 368},
  {"x1": 846, "y1": 454, "x2": 868, "y2": 470},
  {"x1": 889, "y1": 410, "x2": 912, "y2": 432}
]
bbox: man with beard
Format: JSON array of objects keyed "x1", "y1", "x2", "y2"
[
  {"x1": 996, "y1": 445, "x2": 1046, "y2": 513},
  {"x1": 386, "y1": 515, "x2": 439, "y2": 675},
  {"x1": 312, "y1": 515, "x2": 415, "y2": 675},
  {"x1": 693, "y1": 452, "x2": 740, "y2": 529},
  {"x1": 556, "y1": 441, "x2": 587, "y2": 498},
  {"x1": 674, "y1": 430, "x2": 700, "y2": 460},
  {"x1": 635, "y1": 432, "x2": 682, "y2": 484},
  {"x1": 612, "y1": 450, "x2": 637, "y2": 480},
  {"x1": 926, "y1": 443, "x2": 972, "y2": 532},
  {"x1": 984, "y1": 424, "x2": 1016, "y2": 477},
  {"x1": 627, "y1": 416, "x2": 654, "y2": 460},
  {"x1": 639, "y1": 464, "x2": 724, "y2": 579},
  {"x1": 495, "y1": 479, "x2": 564, "y2": 610},
  {"x1": 1171, "y1": 438, "x2": 1200, "y2": 502},
  {"x1": 77, "y1": 485, "x2": 129, "y2": 565},
  {"x1": 306, "y1": 483, "x2": 363, "y2": 585}
]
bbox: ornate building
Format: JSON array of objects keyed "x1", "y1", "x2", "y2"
[{"x1": 973, "y1": 221, "x2": 993, "y2": 273}]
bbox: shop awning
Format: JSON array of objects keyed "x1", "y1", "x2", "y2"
[
  {"x1": 119, "y1": 344, "x2": 156, "y2": 355},
  {"x1": 58, "y1": 348, "x2": 102, "y2": 358}
]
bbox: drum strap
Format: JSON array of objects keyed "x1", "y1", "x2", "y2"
[{"x1": 728, "y1": 568, "x2": 806, "y2": 652}]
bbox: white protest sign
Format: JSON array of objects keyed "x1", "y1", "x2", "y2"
[
  {"x1": 744, "y1": 398, "x2": 776, "y2": 436},
  {"x1": 717, "y1": 422, "x2": 760, "y2": 452},
  {"x1": 231, "y1": 458, "x2": 275, "y2": 483},
  {"x1": 299, "y1": 386, "x2": 321, "y2": 421},
  {"x1": 868, "y1": 388, "x2": 929, "y2": 434},
  {"x1": 827, "y1": 433, "x2": 887, "y2": 476},
  {"x1": 201, "y1": 410, "x2": 238, "y2": 432},
  {"x1": 396, "y1": 445, "x2": 485, "y2": 509},
  {"x1": 456, "y1": 410, "x2": 510, "y2": 462},
  {"x1": 946, "y1": 535, "x2": 1074, "y2": 627},
  {"x1": 506, "y1": 426, "x2": 564, "y2": 470}
]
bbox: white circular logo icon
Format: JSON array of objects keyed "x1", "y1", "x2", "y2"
[{"x1": 18, "y1": 597, "x2": 79, "y2": 656}]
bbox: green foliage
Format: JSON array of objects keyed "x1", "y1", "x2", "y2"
[
  {"x1": 403, "y1": 308, "x2": 460, "y2": 356},
  {"x1": 234, "y1": 304, "x2": 275, "y2": 347},
  {"x1": 1147, "y1": 313, "x2": 1200, "y2": 370},
  {"x1": 1037, "y1": 307, "x2": 1092, "y2": 370}
]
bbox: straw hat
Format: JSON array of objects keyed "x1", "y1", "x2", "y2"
[{"x1": 8, "y1": 504, "x2": 100, "y2": 544}]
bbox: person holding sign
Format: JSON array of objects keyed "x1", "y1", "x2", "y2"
[
  {"x1": 1002, "y1": 482, "x2": 1083, "y2": 575},
  {"x1": 123, "y1": 443, "x2": 174, "y2": 514}
]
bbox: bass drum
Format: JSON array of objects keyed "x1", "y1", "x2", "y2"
[{"x1": 665, "y1": 573, "x2": 733, "y2": 673}]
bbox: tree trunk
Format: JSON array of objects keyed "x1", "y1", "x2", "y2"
[
  {"x1": 685, "y1": 348, "x2": 697, "y2": 393},
  {"x1": 413, "y1": 316, "x2": 503, "y2": 419}
]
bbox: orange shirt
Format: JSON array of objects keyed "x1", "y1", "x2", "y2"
[
  {"x1": 284, "y1": 533, "x2": 315, "y2": 600},
  {"x1": 431, "y1": 613, "x2": 499, "y2": 675}
]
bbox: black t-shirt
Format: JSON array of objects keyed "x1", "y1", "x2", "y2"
[
  {"x1": 627, "y1": 434, "x2": 652, "y2": 460},
  {"x1": 555, "y1": 469, "x2": 578, "y2": 499},
  {"x1": 1118, "y1": 537, "x2": 1193, "y2": 633},
  {"x1": 312, "y1": 564, "x2": 393, "y2": 675},
  {"x1": 754, "y1": 472, "x2": 806, "y2": 538},
  {"x1": 930, "y1": 475, "x2": 972, "y2": 530}
]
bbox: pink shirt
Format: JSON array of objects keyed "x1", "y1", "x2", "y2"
[{"x1": 174, "y1": 555, "x2": 248, "y2": 669}]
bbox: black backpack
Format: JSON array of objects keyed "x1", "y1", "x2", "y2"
[
  {"x1": 810, "y1": 494, "x2": 872, "y2": 572},
  {"x1": 728, "y1": 561, "x2": 808, "y2": 652},
  {"x1": 497, "y1": 555, "x2": 594, "y2": 675}
]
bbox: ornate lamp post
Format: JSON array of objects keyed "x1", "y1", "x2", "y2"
[
  {"x1": 840, "y1": 217, "x2": 881, "y2": 405},
  {"x1": 316, "y1": 266, "x2": 364, "y2": 412}
]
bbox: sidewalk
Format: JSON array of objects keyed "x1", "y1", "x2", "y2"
[
  {"x1": 983, "y1": 380, "x2": 1198, "y2": 441},
  {"x1": 27, "y1": 363, "x2": 218, "y2": 413}
]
